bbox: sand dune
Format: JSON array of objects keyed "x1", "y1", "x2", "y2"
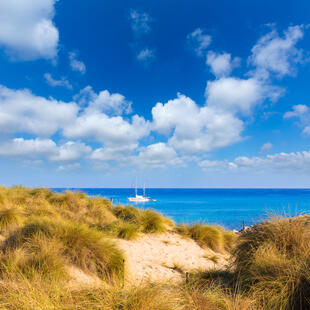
[{"x1": 116, "y1": 232, "x2": 229, "y2": 285}]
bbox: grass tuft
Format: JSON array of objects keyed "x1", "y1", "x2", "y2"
[
  {"x1": 141, "y1": 209, "x2": 167, "y2": 233},
  {"x1": 177, "y1": 223, "x2": 224, "y2": 252},
  {"x1": 0, "y1": 207, "x2": 21, "y2": 232},
  {"x1": 3, "y1": 216, "x2": 125, "y2": 283},
  {"x1": 232, "y1": 216, "x2": 310, "y2": 309}
]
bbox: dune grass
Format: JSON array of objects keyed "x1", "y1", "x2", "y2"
[
  {"x1": 232, "y1": 216, "x2": 310, "y2": 310},
  {"x1": 0, "y1": 207, "x2": 21, "y2": 232},
  {"x1": 0, "y1": 186, "x2": 308, "y2": 309},
  {"x1": 177, "y1": 223, "x2": 237, "y2": 252},
  {"x1": 110, "y1": 205, "x2": 173, "y2": 235},
  {"x1": 3, "y1": 216, "x2": 125, "y2": 283},
  {"x1": 101, "y1": 220, "x2": 140, "y2": 240},
  {"x1": 140, "y1": 209, "x2": 168, "y2": 233}
]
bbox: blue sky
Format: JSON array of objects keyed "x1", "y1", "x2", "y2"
[{"x1": 0, "y1": 0, "x2": 310, "y2": 188}]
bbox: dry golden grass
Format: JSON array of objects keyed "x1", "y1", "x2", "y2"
[
  {"x1": 0, "y1": 186, "x2": 308, "y2": 309},
  {"x1": 232, "y1": 216, "x2": 310, "y2": 309},
  {"x1": 2, "y1": 216, "x2": 125, "y2": 284},
  {"x1": 0, "y1": 207, "x2": 21, "y2": 232},
  {"x1": 177, "y1": 223, "x2": 237, "y2": 252}
]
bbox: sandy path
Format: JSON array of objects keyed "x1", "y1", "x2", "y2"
[{"x1": 116, "y1": 232, "x2": 229, "y2": 285}]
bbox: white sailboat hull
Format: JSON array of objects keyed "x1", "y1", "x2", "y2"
[{"x1": 128, "y1": 195, "x2": 150, "y2": 202}]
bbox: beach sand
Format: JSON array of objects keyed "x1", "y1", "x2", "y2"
[{"x1": 116, "y1": 232, "x2": 229, "y2": 285}]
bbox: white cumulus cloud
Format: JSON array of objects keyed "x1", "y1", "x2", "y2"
[
  {"x1": 49, "y1": 141, "x2": 91, "y2": 162},
  {"x1": 249, "y1": 25, "x2": 305, "y2": 79},
  {"x1": 205, "y1": 77, "x2": 282, "y2": 116},
  {"x1": 74, "y1": 86, "x2": 132, "y2": 115},
  {"x1": 90, "y1": 144, "x2": 137, "y2": 162},
  {"x1": 0, "y1": 138, "x2": 91, "y2": 163},
  {"x1": 0, "y1": 0, "x2": 59, "y2": 60},
  {"x1": 0, "y1": 85, "x2": 78, "y2": 137},
  {"x1": 0, "y1": 138, "x2": 56, "y2": 157},
  {"x1": 134, "y1": 143, "x2": 184, "y2": 168},
  {"x1": 206, "y1": 51, "x2": 241, "y2": 78},
  {"x1": 152, "y1": 94, "x2": 243, "y2": 154}
]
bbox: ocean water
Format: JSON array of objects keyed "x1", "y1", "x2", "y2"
[{"x1": 52, "y1": 188, "x2": 310, "y2": 230}]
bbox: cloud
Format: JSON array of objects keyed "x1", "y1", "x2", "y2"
[
  {"x1": 206, "y1": 51, "x2": 241, "y2": 78},
  {"x1": 44, "y1": 73, "x2": 73, "y2": 89},
  {"x1": 0, "y1": 0, "x2": 59, "y2": 60},
  {"x1": 74, "y1": 86, "x2": 132, "y2": 115},
  {"x1": 0, "y1": 84, "x2": 149, "y2": 160},
  {"x1": 0, "y1": 85, "x2": 78, "y2": 137},
  {"x1": 69, "y1": 52, "x2": 86, "y2": 74},
  {"x1": 260, "y1": 142, "x2": 273, "y2": 152},
  {"x1": 64, "y1": 88, "x2": 150, "y2": 148},
  {"x1": 0, "y1": 138, "x2": 56, "y2": 157},
  {"x1": 248, "y1": 25, "x2": 305, "y2": 79},
  {"x1": 284, "y1": 104, "x2": 310, "y2": 135},
  {"x1": 129, "y1": 9, "x2": 151, "y2": 35},
  {"x1": 64, "y1": 113, "x2": 150, "y2": 147},
  {"x1": 187, "y1": 28, "x2": 212, "y2": 57},
  {"x1": 48, "y1": 141, "x2": 91, "y2": 162},
  {"x1": 199, "y1": 159, "x2": 237, "y2": 170},
  {"x1": 57, "y1": 163, "x2": 80, "y2": 171},
  {"x1": 199, "y1": 150, "x2": 310, "y2": 173},
  {"x1": 0, "y1": 138, "x2": 91, "y2": 163},
  {"x1": 151, "y1": 74, "x2": 283, "y2": 155},
  {"x1": 205, "y1": 77, "x2": 283, "y2": 116},
  {"x1": 90, "y1": 144, "x2": 137, "y2": 162},
  {"x1": 152, "y1": 93, "x2": 243, "y2": 154},
  {"x1": 134, "y1": 143, "x2": 184, "y2": 168},
  {"x1": 137, "y1": 48, "x2": 156, "y2": 65}
]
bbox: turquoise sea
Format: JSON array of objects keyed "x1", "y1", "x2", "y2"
[{"x1": 52, "y1": 188, "x2": 310, "y2": 230}]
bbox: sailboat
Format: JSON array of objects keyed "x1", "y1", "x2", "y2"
[{"x1": 128, "y1": 184, "x2": 150, "y2": 202}]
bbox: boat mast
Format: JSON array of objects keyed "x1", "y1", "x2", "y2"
[{"x1": 143, "y1": 183, "x2": 146, "y2": 197}]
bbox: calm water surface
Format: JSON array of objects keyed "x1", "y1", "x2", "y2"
[{"x1": 52, "y1": 188, "x2": 310, "y2": 230}]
